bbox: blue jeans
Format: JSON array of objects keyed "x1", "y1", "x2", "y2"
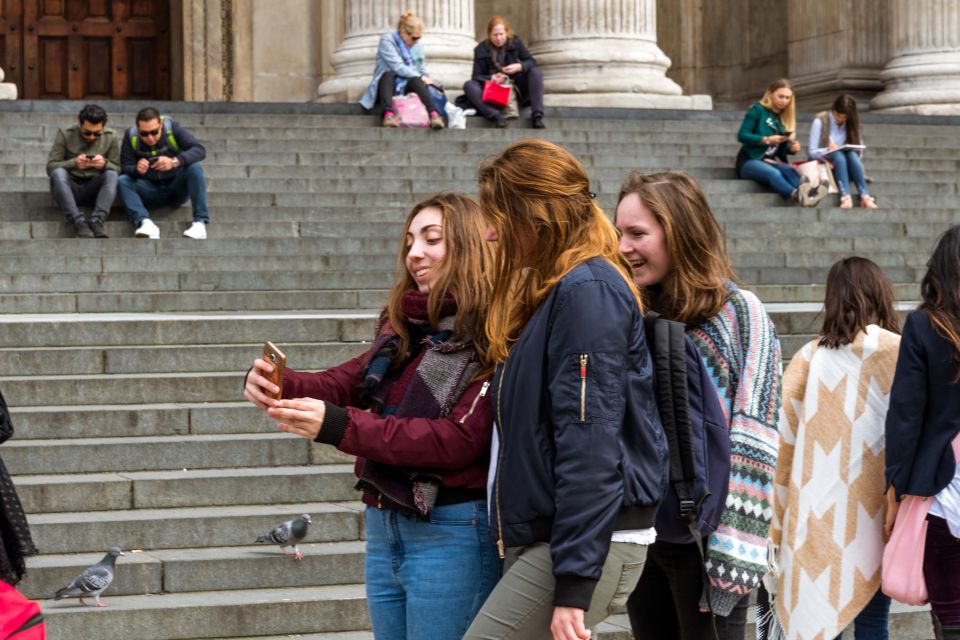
[
  {"x1": 833, "y1": 589, "x2": 890, "y2": 640},
  {"x1": 829, "y1": 150, "x2": 869, "y2": 198},
  {"x1": 117, "y1": 163, "x2": 209, "y2": 225},
  {"x1": 739, "y1": 159, "x2": 800, "y2": 199},
  {"x1": 364, "y1": 501, "x2": 500, "y2": 640}
]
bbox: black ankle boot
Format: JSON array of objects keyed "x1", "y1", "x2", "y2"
[
  {"x1": 89, "y1": 219, "x2": 109, "y2": 238},
  {"x1": 73, "y1": 219, "x2": 94, "y2": 238}
]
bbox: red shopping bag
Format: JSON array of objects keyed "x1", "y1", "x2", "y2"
[
  {"x1": 0, "y1": 582, "x2": 45, "y2": 639},
  {"x1": 482, "y1": 81, "x2": 511, "y2": 108}
]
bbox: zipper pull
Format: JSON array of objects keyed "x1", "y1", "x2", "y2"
[
  {"x1": 479, "y1": 380, "x2": 490, "y2": 397},
  {"x1": 579, "y1": 354, "x2": 588, "y2": 423},
  {"x1": 496, "y1": 538, "x2": 505, "y2": 559}
]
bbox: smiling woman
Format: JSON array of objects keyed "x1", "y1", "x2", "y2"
[{"x1": 243, "y1": 192, "x2": 497, "y2": 640}]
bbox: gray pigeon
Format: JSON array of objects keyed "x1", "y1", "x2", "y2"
[
  {"x1": 53, "y1": 546, "x2": 124, "y2": 607},
  {"x1": 256, "y1": 513, "x2": 311, "y2": 560}
]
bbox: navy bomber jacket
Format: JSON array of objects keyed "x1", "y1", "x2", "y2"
[
  {"x1": 120, "y1": 116, "x2": 206, "y2": 183},
  {"x1": 489, "y1": 258, "x2": 669, "y2": 610}
]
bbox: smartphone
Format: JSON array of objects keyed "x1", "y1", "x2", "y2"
[
  {"x1": 779, "y1": 131, "x2": 793, "y2": 137},
  {"x1": 262, "y1": 341, "x2": 286, "y2": 400},
  {"x1": 148, "y1": 156, "x2": 160, "y2": 165}
]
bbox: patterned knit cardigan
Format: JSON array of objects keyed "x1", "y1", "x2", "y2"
[{"x1": 687, "y1": 283, "x2": 782, "y2": 616}]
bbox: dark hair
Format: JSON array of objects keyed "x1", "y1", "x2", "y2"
[
  {"x1": 832, "y1": 94, "x2": 861, "y2": 145},
  {"x1": 78, "y1": 104, "x2": 107, "y2": 125},
  {"x1": 135, "y1": 107, "x2": 161, "y2": 124},
  {"x1": 819, "y1": 257, "x2": 900, "y2": 348},
  {"x1": 919, "y1": 225, "x2": 960, "y2": 381}
]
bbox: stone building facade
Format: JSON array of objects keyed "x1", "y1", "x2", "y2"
[{"x1": 2, "y1": 0, "x2": 959, "y2": 114}]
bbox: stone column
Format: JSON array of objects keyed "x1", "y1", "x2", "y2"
[
  {"x1": 871, "y1": 0, "x2": 960, "y2": 114},
  {"x1": 0, "y1": 67, "x2": 16, "y2": 100},
  {"x1": 317, "y1": 0, "x2": 476, "y2": 103},
  {"x1": 529, "y1": 0, "x2": 710, "y2": 109},
  {"x1": 787, "y1": 0, "x2": 889, "y2": 111}
]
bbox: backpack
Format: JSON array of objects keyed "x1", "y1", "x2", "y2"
[
  {"x1": 644, "y1": 311, "x2": 731, "y2": 544},
  {"x1": 0, "y1": 582, "x2": 45, "y2": 639}
]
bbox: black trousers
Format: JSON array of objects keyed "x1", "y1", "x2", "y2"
[
  {"x1": 461, "y1": 66, "x2": 545, "y2": 120},
  {"x1": 376, "y1": 72, "x2": 437, "y2": 116},
  {"x1": 627, "y1": 538, "x2": 749, "y2": 640}
]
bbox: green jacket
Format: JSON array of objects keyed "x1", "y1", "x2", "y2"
[
  {"x1": 736, "y1": 102, "x2": 793, "y2": 162},
  {"x1": 46, "y1": 125, "x2": 121, "y2": 179}
]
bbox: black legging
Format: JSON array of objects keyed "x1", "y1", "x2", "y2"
[{"x1": 377, "y1": 72, "x2": 437, "y2": 116}]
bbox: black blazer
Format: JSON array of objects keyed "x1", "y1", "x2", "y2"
[
  {"x1": 470, "y1": 37, "x2": 536, "y2": 82},
  {"x1": 885, "y1": 310, "x2": 960, "y2": 498}
]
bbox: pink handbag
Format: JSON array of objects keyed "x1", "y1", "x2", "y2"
[
  {"x1": 882, "y1": 433, "x2": 960, "y2": 605},
  {"x1": 391, "y1": 94, "x2": 430, "y2": 128}
]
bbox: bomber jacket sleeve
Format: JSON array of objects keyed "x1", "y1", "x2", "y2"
[
  {"x1": 170, "y1": 121, "x2": 207, "y2": 167},
  {"x1": 318, "y1": 377, "x2": 492, "y2": 470},
  {"x1": 46, "y1": 129, "x2": 75, "y2": 175},
  {"x1": 471, "y1": 43, "x2": 492, "y2": 81},
  {"x1": 103, "y1": 132, "x2": 121, "y2": 173},
  {"x1": 737, "y1": 104, "x2": 765, "y2": 146},
  {"x1": 885, "y1": 312, "x2": 928, "y2": 498},
  {"x1": 545, "y1": 278, "x2": 638, "y2": 610},
  {"x1": 282, "y1": 353, "x2": 367, "y2": 408}
]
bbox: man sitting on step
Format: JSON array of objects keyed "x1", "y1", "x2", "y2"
[
  {"x1": 46, "y1": 103, "x2": 121, "y2": 238},
  {"x1": 118, "y1": 107, "x2": 209, "y2": 240}
]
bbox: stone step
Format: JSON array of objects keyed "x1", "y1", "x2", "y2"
[
  {"x1": 14, "y1": 464, "x2": 357, "y2": 514},
  {"x1": 1, "y1": 433, "x2": 353, "y2": 474},
  {"x1": 0, "y1": 312, "x2": 376, "y2": 347},
  {"x1": 8, "y1": 401, "x2": 273, "y2": 439},
  {"x1": 27, "y1": 501, "x2": 363, "y2": 554},
  {"x1": 0, "y1": 341, "x2": 366, "y2": 376},
  {"x1": 0, "y1": 288, "x2": 388, "y2": 314},
  {"x1": 37, "y1": 584, "x2": 369, "y2": 640},
  {"x1": 20, "y1": 540, "x2": 366, "y2": 601}
]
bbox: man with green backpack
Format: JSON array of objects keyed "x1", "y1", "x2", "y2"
[{"x1": 118, "y1": 107, "x2": 209, "y2": 240}]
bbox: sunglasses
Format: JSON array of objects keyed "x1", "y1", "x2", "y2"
[
  {"x1": 80, "y1": 129, "x2": 104, "y2": 138},
  {"x1": 138, "y1": 127, "x2": 162, "y2": 137}
]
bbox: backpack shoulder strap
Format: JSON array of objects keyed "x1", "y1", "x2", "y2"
[
  {"x1": 128, "y1": 125, "x2": 139, "y2": 151},
  {"x1": 160, "y1": 116, "x2": 180, "y2": 153}
]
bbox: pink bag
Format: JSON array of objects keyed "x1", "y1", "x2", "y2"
[
  {"x1": 391, "y1": 94, "x2": 430, "y2": 128},
  {"x1": 882, "y1": 434, "x2": 960, "y2": 605},
  {"x1": 482, "y1": 80, "x2": 511, "y2": 108}
]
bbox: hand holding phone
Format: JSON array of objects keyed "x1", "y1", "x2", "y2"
[{"x1": 262, "y1": 341, "x2": 286, "y2": 400}]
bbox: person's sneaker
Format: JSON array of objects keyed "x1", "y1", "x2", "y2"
[
  {"x1": 382, "y1": 112, "x2": 400, "y2": 128},
  {"x1": 493, "y1": 115, "x2": 508, "y2": 128},
  {"x1": 429, "y1": 112, "x2": 445, "y2": 130},
  {"x1": 134, "y1": 218, "x2": 160, "y2": 239},
  {"x1": 88, "y1": 219, "x2": 109, "y2": 238},
  {"x1": 183, "y1": 221, "x2": 207, "y2": 240},
  {"x1": 73, "y1": 219, "x2": 94, "y2": 238},
  {"x1": 532, "y1": 114, "x2": 545, "y2": 129}
]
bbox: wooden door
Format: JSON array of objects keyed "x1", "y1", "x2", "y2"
[
  {"x1": 16, "y1": 0, "x2": 169, "y2": 99},
  {"x1": 0, "y1": 0, "x2": 24, "y2": 88}
]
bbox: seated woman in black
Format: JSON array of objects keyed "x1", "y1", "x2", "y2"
[{"x1": 461, "y1": 16, "x2": 545, "y2": 129}]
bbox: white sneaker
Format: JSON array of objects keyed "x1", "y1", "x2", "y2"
[
  {"x1": 183, "y1": 221, "x2": 207, "y2": 240},
  {"x1": 134, "y1": 218, "x2": 160, "y2": 239}
]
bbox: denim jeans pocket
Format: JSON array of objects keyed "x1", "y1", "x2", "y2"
[
  {"x1": 609, "y1": 561, "x2": 645, "y2": 611},
  {"x1": 427, "y1": 501, "x2": 483, "y2": 526}
]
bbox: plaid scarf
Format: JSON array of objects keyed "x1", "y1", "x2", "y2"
[{"x1": 356, "y1": 290, "x2": 480, "y2": 517}]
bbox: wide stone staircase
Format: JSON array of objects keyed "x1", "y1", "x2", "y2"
[{"x1": 1, "y1": 101, "x2": 956, "y2": 639}]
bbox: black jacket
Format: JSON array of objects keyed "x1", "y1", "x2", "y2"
[
  {"x1": 490, "y1": 258, "x2": 668, "y2": 610},
  {"x1": 886, "y1": 310, "x2": 960, "y2": 498},
  {"x1": 470, "y1": 37, "x2": 536, "y2": 82},
  {"x1": 120, "y1": 116, "x2": 206, "y2": 183}
]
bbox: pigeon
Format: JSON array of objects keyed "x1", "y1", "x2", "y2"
[
  {"x1": 53, "y1": 546, "x2": 124, "y2": 607},
  {"x1": 255, "y1": 513, "x2": 311, "y2": 560}
]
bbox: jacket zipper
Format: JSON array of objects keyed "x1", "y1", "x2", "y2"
[
  {"x1": 12, "y1": 612, "x2": 44, "y2": 636},
  {"x1": 494, "y1": 360, "x2": 508, "y2": 559},
  {"x1": 579, "y1": 354, "x2": 588, "y2": 423},
  {"x1": 459, "y1": 380, "x2": 490, "y2": 424}
]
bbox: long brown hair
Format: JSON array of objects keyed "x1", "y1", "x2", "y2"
[
  {"x1": 919, "y1": 225, "x2": 960, "y2": 381},
  {"x1": 759, "y1": 78, "x2": 796, "y2": 136},
  {"x1": 616, "y1": 170, "x2": 734, "y2": 326},
  {"x1": 832, "y1": 94, "x2": 862, "y2": 146},
  {"x1": 480, "y1": 139, "x2": 641, "y2": 363},
  {"x1": 818, "y1": 257, "x2": 900, "y2": 348},
  {"x1": 384, "y1": 193, "x2": 494, "y2": 364}
]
